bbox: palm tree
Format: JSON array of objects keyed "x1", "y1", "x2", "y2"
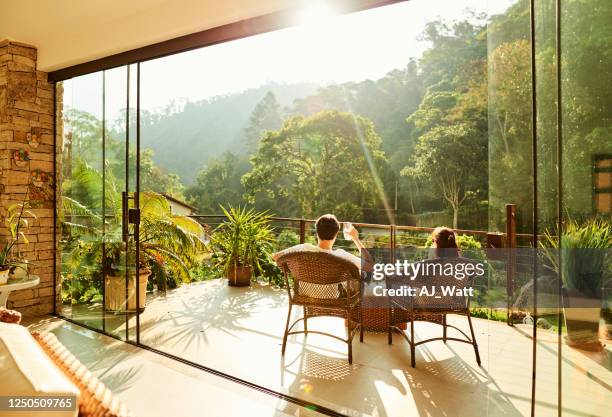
[{"x1": 61, "y1": 160, "x2": 205, "y2": 299}]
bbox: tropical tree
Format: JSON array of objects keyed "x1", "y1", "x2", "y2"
[
  {"x1": 61, "y1": 161, "x2": 206, "y2": 299},
  {"x1": 186, "y1": 152, "x2": 250, "y2": 213},
  {"x1": 244, "y1": 91, "x2": 284, "y2": 152},
  {"x1": 402, "y1": 123, "x2": 487, "y2": 228},
  {"x1": 139, "y1": 148, "x2": 186, "y2": 200},
  {"x1": 242, "y1": 110, "x2": 393, "y2": 220}
]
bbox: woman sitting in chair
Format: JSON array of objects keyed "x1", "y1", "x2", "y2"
[{"x1": 430, "y1": 226, "x2": 461, "y2": 258}]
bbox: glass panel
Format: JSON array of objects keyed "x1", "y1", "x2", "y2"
[
  {"x1": 533, "y1": 1, "x2": 562, "y2": 416},
  {"x1": 560, "y1": 1, "x2": 612, "y2": 416},
  {"x1": 101, "y1": 66, "x2": 131, "y2": 339},
  {"x1": 133, "y1": 1, "x2": 536, "y2": 415},
  {"x1": 487, "y1": 2, "x2": 539, "y2": 415},
  {"x1": 57, "y1": 67, "x2": 134, "y2": 340},
  {"x1": 56, "y1": 1, "x2": 612, "y2": 415},
  {"x1": 58, "y1": 73, "x2": 105, "y2": 330},
  {"x1": 126, "y1": 63, "x2": 140, "y2": 343}
]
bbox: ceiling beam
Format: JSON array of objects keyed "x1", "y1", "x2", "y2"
[{"x1": 48, "y1": 0, "x2": 405, "y2": 82}]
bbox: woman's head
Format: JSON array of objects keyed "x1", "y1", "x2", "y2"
[{"x1": 431, "y1": 227, "x2": 459, "y2": 257}]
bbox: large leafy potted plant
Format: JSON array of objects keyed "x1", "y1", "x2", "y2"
[
  {"x1": 61, "y1": 162, "x2": 206, "y2": 309},
  {"x1": 1, "y1": 201, "x2": 35, "y2": 284},
  {"x1": 103, "y1": 242, "x2": 151, "y2": 312},
  {"x1": 542, "y1": 217, "x2": 612, "y2": 350},
  {"x1": 210, "y1": 205, "x2": 274, "y2": 287}
]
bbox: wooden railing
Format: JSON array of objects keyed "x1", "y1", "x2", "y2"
[
  {"x1": 188, "y1": 203, "x2": 537, "y2": 248},
  {"x1": 189, "y1": 204, "x2": 540, "y2": 326}
]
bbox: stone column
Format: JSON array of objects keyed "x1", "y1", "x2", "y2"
[{"x1": 0, "y1": 40, "x2": 60, "y2": 316}]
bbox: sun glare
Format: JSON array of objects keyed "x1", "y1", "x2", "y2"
[{"x1": 298, "y1": 3, "x2": 336, "y2": 26}]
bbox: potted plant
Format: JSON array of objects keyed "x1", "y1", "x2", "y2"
[
  {"x1": 210, "y1": 205, "x2": 274, "y2": 287},
  {"x1": 542, "y1": 217, "x2": 612, "y2": 350},
  {"x1": 103, "y1": 243, "x2": 151, "y2": 312},
  {"x1": 61, "y1": 164, "x2": 206, "y2": 307},
  {"x1": 1, "y1": 201, "x2": 35, "y2": 284}
]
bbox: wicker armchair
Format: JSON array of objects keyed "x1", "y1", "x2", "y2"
[
  {"x1": 276, "y1": 250, "x2": 363, "y2": 364},
  {"x1": 387, "y1": 257, "x2": 481, "y2": 368}
]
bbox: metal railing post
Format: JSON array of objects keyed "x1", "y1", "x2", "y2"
[
  {"x1": 506, "y1": 204, "x2": 517, "y2": 326},
  {"x1": 390, "y1": 225, "x2": 396, "y2": 263},
  {"x1": 299, "y1": 219, "x2": 305, "y2": 244}
]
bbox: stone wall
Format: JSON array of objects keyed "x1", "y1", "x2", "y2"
[{"x1": 0, "y1": 40, "x2": 60, "y2": 316}]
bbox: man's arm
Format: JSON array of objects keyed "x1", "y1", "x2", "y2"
[{"x1": 346, "y1": 227, "x2": 374, "y2": 272}]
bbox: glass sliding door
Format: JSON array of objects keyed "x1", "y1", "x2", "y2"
[
  {"x1": 58, "y1": 72, "x2": 105, "y2": 330},
  {"x1": 53, "y1": 1, "x2": 612, "y2": 416},
  {"x1": 57, "y1": 65, "x2": 140, "y2": 341},
  {"x1": 558, "y1": 1, "x2": 612, "y2": 416}
]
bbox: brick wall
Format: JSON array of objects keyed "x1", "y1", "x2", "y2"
[{"x1": 0, "y1": 40, "x2": 61, "y2": 316}]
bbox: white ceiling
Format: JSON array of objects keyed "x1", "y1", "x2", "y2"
[{"x1": 0, "y1": 0, "x2": 303, "y2": 72}]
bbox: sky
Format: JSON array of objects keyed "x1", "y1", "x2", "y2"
[{"x1": 63, "y1": 0, "x2": 516, "y2": 118}]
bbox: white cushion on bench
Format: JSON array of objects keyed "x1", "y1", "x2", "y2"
[{"x1": 0, "y1": 322, "x2": 80, "y2": 417}]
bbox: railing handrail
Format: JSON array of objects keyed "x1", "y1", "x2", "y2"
[
  {"x1": 66, "y1": 212, "x2": 536, "y2": 239},
  {"x1": 187, "y1": 214, "x2": 537, "y2": 238}
]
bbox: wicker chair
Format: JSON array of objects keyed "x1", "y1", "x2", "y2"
[
  {"x1": 387, "y1": 257, "x2": 481, "y2": 368},
  {"x1": 276, "y1": 250, "x2": 363, "y2": 364}
]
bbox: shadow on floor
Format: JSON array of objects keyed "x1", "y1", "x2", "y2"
[{"x1": 28, "y1": 318, "x2": 143, "y2": 394}]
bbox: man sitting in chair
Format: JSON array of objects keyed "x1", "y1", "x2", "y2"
[{"x1": 272, "y1": 214, "x2": 371, "y2": 270}]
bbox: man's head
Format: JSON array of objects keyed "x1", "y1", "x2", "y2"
[{"x1": 315, "y1": 214, "x2": 340, "y2": 241}]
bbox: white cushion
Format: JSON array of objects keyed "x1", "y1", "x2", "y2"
[{"x1": 0, "y1": 323, "x2": 80, "y2": 417}]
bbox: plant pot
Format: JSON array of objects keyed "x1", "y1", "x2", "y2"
[
  {"x1": 104, "y1": 269, "x2": 151, "y2": 312},
  {"x1": 563, "y1": 288, "x2": 602, "y2": 351},
  {"x1": 9, "y1": 261, "x2": 28, "y2": 280},
  {"x1": 227, "y1": 264, "x2": 252, "y2": 287},
  {"x1": 0, "y1": 267, "x2": 9, "y2": 285}
]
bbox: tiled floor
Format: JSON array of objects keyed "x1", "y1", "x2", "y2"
[
  {"x1": 25, "y1": 317, "x2": 325, "y2": 417},
  {"x1": 42, "y1": 279, "x2": 611, "y2": 417}
]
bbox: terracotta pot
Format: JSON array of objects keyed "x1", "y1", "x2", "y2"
[
  {"x1": 0, "y1": 268, "x2": 9, "y2": 285},
  {"x1": 563, "y1": 288, "x2": 602, "y2": 351},
  {"x1": 104, "y1": 269, "x2": 151, "y2": 312},
  {"x1": 227, "y1": 264, "x2": 252, "y2": 287}
]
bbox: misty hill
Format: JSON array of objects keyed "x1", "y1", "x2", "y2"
[{"x1": 139, "y1": 82, "x2": 320, "y2": 184}]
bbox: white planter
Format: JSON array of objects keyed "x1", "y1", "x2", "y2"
[
  {"x1": 0, "y1": 268, "x2": 9, "y2": 285},
  {"x1": 9, "y1": 261, "x2": 28, "y2": 280},
  {"x1": 563, "y1": 290, "x2": 602, "y2": 350},
  {"x1": 104, "y1": 269, "x2": 151, "y2": 312}
]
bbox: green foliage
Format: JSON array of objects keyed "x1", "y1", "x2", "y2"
[
  {"x1": 470, "y1": 308, "x2": 507, "y2": 323},
  {"x1": 129, "y1": 83, "x2": 319, "y2": 185},
  {"x1": 424, "y1": 234, "x2": 483, "y2": 249},
  {"x1": 541, "y1": 217, "x2": 612, "y2": 296},
  {"x1": 399, "y1": 14, "x2": 490, "y2": 230},
  {"x1": 189, "y1": 257, "x2": 223, "y2": 282},
  {"x1": 275, "y1": 230, "x2": 300, "y2": 249},
  {"x1": 245, "y1": 91, "x2": 283, "y2": 152},
  {"x1": 242, "y1": 110, "x2": 392, "y2": 220},
  {"x1": 61, "y1": 239, "x2": 104, "y2": 304},
  {"x1": 209, "y1": 205, "x2": 274, "y2": 278},
  {"x1": 402, "y1": 122, "x2": 487, "y2": 228},
  {"x1": 1, "y1": 200, "x2": 36, "y2": 268},
  {"x1": 139, "y1": 148, "x2": 186, "y2": 199},
  {"x1": 186, "y1": 152, "x2": 250, "y2": 213},
  {"x1": 61, "y1": 161, "x2": 206, "y2": 303}
]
